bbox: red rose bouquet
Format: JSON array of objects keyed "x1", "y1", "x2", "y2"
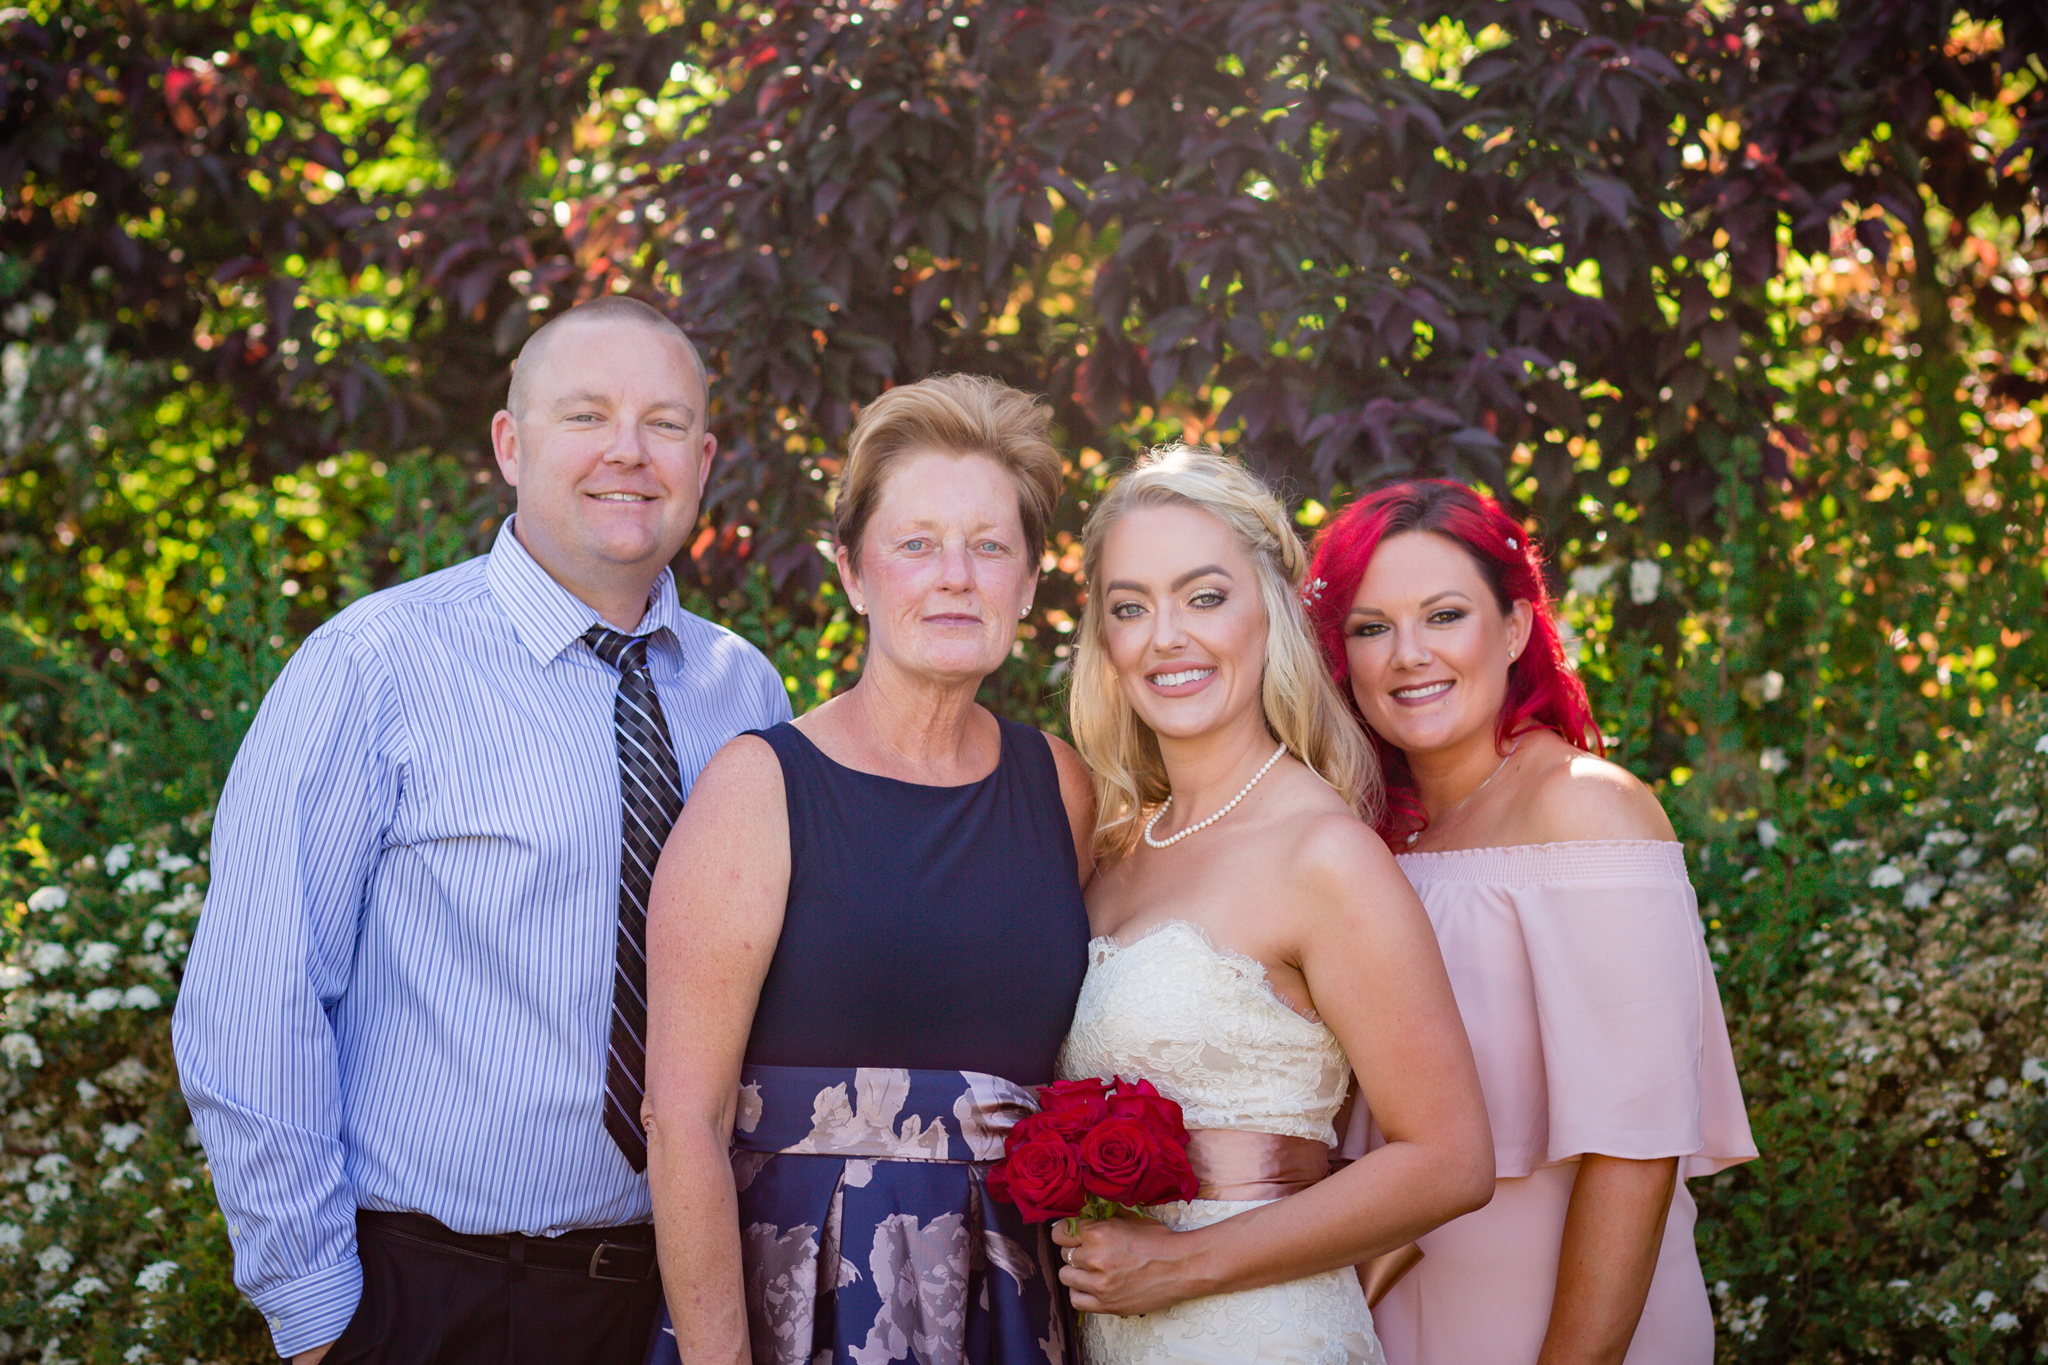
[{"x1": 985, "y1": 1076, "x2": 1199, "y2": 1223}]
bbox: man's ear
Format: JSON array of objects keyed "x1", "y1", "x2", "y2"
[
  {"x1": 694, "y1": 431, "x2": 717, "y2": 497},
  {"x1": 491, "y1": 410, "x2": 521, "y2": 488}
]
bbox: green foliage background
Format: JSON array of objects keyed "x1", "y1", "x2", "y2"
[{"x1": 0, "y1": 0, "x2": 2045, "y2": 1360}]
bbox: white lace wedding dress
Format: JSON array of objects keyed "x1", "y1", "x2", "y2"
[{"x1": 1057, "y1": 920, "x2": 1385, "y2": 1365}]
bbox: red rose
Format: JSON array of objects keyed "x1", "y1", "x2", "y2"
[
  {"x1": 1034, "y1": 1078, "x2": 1111, "y2": 1139},
  {"x1": 1135, "y1": 1134, "x2": 1199, "y2": 1205},
  {"x1": 1107, "y1": 1077, "x2": 1189, "y2": 1147},
  {"x1": 1076, "y1": 1119, "x2": 1165, "y2": 1204},
  {"x1": 987, "y1": 1137, "x2": 1087, "y2": 1222}
]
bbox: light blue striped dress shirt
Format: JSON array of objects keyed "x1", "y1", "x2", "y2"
[{"x1": 172, "y1": 519, "x2": 792, "y2": 1357}]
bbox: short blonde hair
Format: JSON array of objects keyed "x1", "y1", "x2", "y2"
[
  {"x1": 834, "y1": 375, "x2": 1063, "y2": 567},
  {"x1": 1069, "y1": 444, "x2": 1382, "y2": 861}
]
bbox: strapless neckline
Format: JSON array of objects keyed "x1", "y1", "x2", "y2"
[{"x1": 1088, "y1": 918, "x2": 1323, "y2": 1026}]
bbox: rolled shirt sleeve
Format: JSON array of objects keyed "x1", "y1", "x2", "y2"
[{"x1": 172, "y1": 629, "x2": 404, "y2": 1357}]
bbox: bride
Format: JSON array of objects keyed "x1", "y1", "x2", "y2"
[{"x1": 1052, "y1": 445, "x2": 1493, "y2": 1363}]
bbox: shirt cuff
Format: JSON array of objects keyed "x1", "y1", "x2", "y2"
[{"x1": 249, "y1": 1254, "x2": 363, "y2": 1359}]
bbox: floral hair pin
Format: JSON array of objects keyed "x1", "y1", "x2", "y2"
[
  {"x1": 1506, "y1": 537, "x2": 1520, "y2": 550},
  {"x1": 1300, "y1": 577, "x2": 1327, "y2": 607}
]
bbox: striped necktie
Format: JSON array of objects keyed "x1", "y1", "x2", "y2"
[{"x1": 582, "y1": 624, "x2": 685, "y2": 1173}]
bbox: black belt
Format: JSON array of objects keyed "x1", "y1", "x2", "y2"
[{"x1": 358, "y1": 1209, "x2": 658, "y2": 1283}]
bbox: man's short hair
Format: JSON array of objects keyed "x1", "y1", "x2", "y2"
[{"x1": 506, "y1": 296, "x2": 709, "y2": 420}]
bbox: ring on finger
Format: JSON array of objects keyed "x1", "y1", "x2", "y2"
[{"x1": 1063, "y1": 1246, "x2": 1074, "y2": 1266}]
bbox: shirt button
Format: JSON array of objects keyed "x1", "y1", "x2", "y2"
[{"x1": 229, "y1": 1222, "x2": 240, "y2": 1237}]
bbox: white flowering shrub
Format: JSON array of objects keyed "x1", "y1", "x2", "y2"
[
  {"x1": 1695, "y1": 695, "x2": 2048, "y2": 1364},
  {"x1": 0, "y1": 815, "x2": 269, "y2": 1364}
]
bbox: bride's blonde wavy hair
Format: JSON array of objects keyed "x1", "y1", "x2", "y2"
[{"x1": 1069, "y1": 444, "x2": 1382, "y2": 862}]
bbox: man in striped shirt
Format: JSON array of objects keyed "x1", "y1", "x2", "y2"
[{"x1": 173, "y1": 297, "x2": 792, "y2": 1364}]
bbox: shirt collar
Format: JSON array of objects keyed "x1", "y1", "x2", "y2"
[{"x1": 485, "y1": 516, "x2": 682, "y2": 666}]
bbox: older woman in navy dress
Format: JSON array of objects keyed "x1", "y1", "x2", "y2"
[{"x1": 641, "y1": 375, "x2": 1094, "y2": 1365}]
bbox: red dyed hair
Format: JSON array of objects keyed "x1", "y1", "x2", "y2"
[{"x1": 1304, "y1": 480, "x2": 1602, "y2": 845}]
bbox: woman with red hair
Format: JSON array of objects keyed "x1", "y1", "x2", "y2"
[{"x1": 1305, "y1": 480, "x2": 1756, "y2": 1365}]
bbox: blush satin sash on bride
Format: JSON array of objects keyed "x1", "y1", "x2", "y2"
[{"x1": 1185, "y1": 1128, "x2": 1331, "y2": 1202}]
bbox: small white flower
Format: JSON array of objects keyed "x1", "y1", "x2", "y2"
[
  {"x1": 74, "y1": 942, "x2": 118, "y2": 977},
  {"x1": 36, "y1": 1245, "x2": 71, "y2": 1274},
  {"x1": 1757, "y1": 819, "x2": 1780, "y2": 850},
  {"x1": 98, "y1": 1162, "x2": 141, "y2": 1192},
  {"x1": 1987, "y1": 1077, "x2": 2010, "y2": 1098},
  {"x1": 1759, "y1": 748, "x2": 1789, "y2": 774},
  {"x1": 1883, "y1": 996, "x2": 1902, "y2": 1015},
  {"x1": 1628, "y1": 559, "x2": 1662, "y2": 604},
  {"x1": 100, "y1": 1123, "x2": 144, "y2": 1154},
  {"x1": 70, "y1": 1275, "x2": 106, "y2": 1296},
  {"x1": 119, "y1": 868, "x2": 164, "y2": 896},
  {"x1": 2008, "y1": 844, "x2": 2040, "y2": 866},
  {"x1": 0, "y1": 1223, "x2": 21, "y2": 1254},
  {"x1": 0, "y1": 965, "x2": 30, "y2": 990},
  {"x1": 1741, "y1": 866, "x2": 1763, "y2": 883},
  {"x1": 47, "y1": 1289, "x2": 83, "y2": 1313},
  {"x1": 1568, "y1": 563, "x2": 1617, "y2": 596},
  {"x1": 1902, "y1": 878, "x2": 1944, "y2": 910},
  {"x1": 102, "y1": 844, "x2": 134, "y2": 875},
  {"x1": 1975, "y1": 1290, "x2": 1997, "y2": 1312},
  {"x1": 34, "y1": 1155, "x2": 70, "y2": 1176},
  {"x1": 1869, "y1": 864, "x2": 1906, "y2": 888},
  {"x1": 28, "y1": 943, "x2": 70, "y2": 975},
  {"x1": 99, "y1": 1057, "x2": 151, "y2": 1093},
  {"x1": 1993, "y1": 1311, "x2": 2020, "y2": 1332},
  {"x1": 154, "y1": 852, "x2": 193, "y2": 874},
  {"x1": 1830, "y1": 838, "x2": 1865, "y2": 855},
  {"x1": 1759, "y1": 670, "x2": 1785, "y2": 702},
  {"x1": 24, "y1": 888, "x2": 66, "y2": 913},
  {"x1": 74, "y1": 1080, "x2": 100, "y2": 1107},
  {"x1": 121, "y1": 985, "x2": 162, "y2": 1010},
  {"x1": 2034, "y1": 734, "x2": 2048, "y2": 755},
  {"x1": 125, "y1": 1346, "x2": 152, "y2": 1363},
  {"x1": 2, "y1": 1033, "x2": 43, "y2": 1069},
  {"x1": 81, "y1": 988, "x2": 122, "y2": 1013},
  {"x1": 134, "y1": 1260, "x2": 179, "y2": 1293}
]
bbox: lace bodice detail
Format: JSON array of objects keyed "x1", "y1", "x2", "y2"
[{"x1": 1057, "y1": 920, "x2": 1351, "y2": 1145}]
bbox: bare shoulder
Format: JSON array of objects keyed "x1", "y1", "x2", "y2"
[
  {"x1": 1042, "y1": 730, "x2": 1091, "y2": 795},
  {"x1": 1283, "y1": 803, "x2": 1408, "y2": 906},
  {"x1": 1520, "y1": 744, "x2": 1676, "y2": 844},
  {"x1": 680, "y1": 733, "x2": 786, "y2": 822}
]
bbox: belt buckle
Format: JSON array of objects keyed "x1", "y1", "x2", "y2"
[{"x1": 588, "y1": 1242, "x2": 647, "y2": 1282}]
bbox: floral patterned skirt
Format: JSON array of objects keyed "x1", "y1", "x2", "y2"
[{"x1": 647, "y1": 1064, "x2": 1074, "y2": 1365}]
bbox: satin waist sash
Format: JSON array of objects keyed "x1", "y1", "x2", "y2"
[
  {"x1": 730, "y1": 1063, "x2": 1036, "y2": 1162},
  {"x1": 1185, "y1": 1128, "x2": 1332, "y2": 1202}
]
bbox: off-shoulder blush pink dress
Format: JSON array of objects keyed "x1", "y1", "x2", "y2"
[{"x1": 1343, "y1": 841, "x2": 1756, "y2": 1365}]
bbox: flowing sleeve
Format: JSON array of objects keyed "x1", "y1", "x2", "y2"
[
  {"x1": 1355, "y1": 843, "x2": 1757, "y2": 1181},
  {"x1": 1510, "y1": 843, "x2": 1757, "y2": 1178}
]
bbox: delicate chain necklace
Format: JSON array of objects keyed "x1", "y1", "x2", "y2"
[
  {"x1": 1406, "y1": 740, "x2": 1520, "y2": 847},
  {"x1": 1144, "y1": 743, "x2": 1289, "y2": 849}
]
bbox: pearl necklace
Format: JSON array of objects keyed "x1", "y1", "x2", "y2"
[{"x1": 1143, "y1": 743, "x2": 1289, "y2": 849}]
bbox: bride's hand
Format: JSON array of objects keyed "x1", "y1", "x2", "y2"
[{"x1": 1052, "y1": 1212, "x2": 1209, "y2": 1317}]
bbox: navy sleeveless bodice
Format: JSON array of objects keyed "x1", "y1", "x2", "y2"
[{"x1": 743, "y1": 717, "x2": 1090, "y2": 1085}]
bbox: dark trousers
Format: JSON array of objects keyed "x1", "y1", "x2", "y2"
[{"x1": 323, "y1": 1211, "x2": 665, "y2": 1365}]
